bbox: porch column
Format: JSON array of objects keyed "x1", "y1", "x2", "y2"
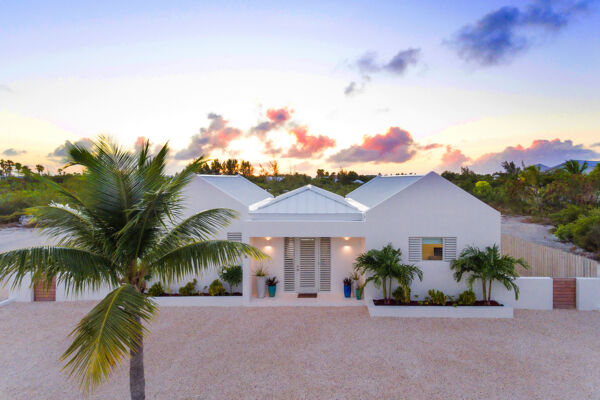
[{"x1": 242, "y1": 234, "x2": 251, "y2": 306}]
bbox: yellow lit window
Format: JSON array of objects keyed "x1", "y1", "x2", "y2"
[{"x1": 422, "y1": 238, "x2": 443, "y2": 260}]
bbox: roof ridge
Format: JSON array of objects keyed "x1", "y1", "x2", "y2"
[{"x1": 250, "y1": 184, "x2": 364, "y2": 212}]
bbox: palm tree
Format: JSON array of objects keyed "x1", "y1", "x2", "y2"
[
  {"x1": 394, "y1": 263, "x2": 423, "y2": 303},
  {"x1": 35, "y1": 164, "x2": 45, "y2": 174},
  {"x1": 354, "y1": 243, "x2": 420, "y2": 304},
  {"x1": 451, "y1": 245, "x2": 528, "y2": 304},
  {"x1": 0, "y1": 137, "x2": 266, "y2": 399},
  {"x1": 563, "y1": 160, "x2": 588, "y2": 175}
]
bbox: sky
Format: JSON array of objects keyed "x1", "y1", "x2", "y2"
[{"x1": 0, "y1": 0, "x2": 599, "y2": 175}]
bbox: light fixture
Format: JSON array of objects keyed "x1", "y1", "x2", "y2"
[
  {"x1": 344, "y1": 237, "x2": 350, "y2": 241},
  {"x1": 265, "y1": 237, "x2": 271, "y2": 241}
]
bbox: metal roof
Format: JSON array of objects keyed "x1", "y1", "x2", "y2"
[
  {"x1": 197, "y1": 174, "x2": 273, "y2": 206},
  {"x1": 249, "y1": 185, "x2": 367, "y2": 221},
  {"x1": 346, "y1": 175, "x2": 423, "y2": 207}
]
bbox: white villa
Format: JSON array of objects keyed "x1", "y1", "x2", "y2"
[{"x1": 177, "y1": 172, "x2": 501, "y2": 304}]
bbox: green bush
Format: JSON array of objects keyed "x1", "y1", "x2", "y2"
[
  {"x1": 427, "y1": 289, "x2": 448, "y2": 306},
  {"x1": 178, "y1": 279, "x2": 197, "y2": 296},
  {"x1": 550, "y1": 204, "x2": 585, "y2": 226},
  {"x1": 555, "y1": 210, "x2": 600, "y2": 253},
  {"x1": 208, "y1": 279, "x2": 226, "y2": 296},
  {"x1": 555, "y1": 223, "x2": 574, "y2": 242},
  {"x1": 392, "y1": 286, "x2": 411, "y2": 303},
  {"x1": 147, "y1": 282, "x2": 164, "y2": 297},
  {"x1": 457, "y1": 289, "x2": 476, "y2": 305},
  {"x1": 218, "y1": 265, "x2": 243, "y2": 294}
]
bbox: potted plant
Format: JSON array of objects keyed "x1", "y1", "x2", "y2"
[
  {"x1": 266, "y1": 276, "x2": 279, "y2": 297},
  {"x1": 343, "y1": 277, "x2": 352, "y2": 298},
  {"x1": 254, "y1": 265, "x2": 269, "y2": 298},
  {"x1": 355, "y1": 282, "x2": 364, "y2": 300},
  {"x1": 350, "y1": 271, "x2": 361, "y2": 298}
]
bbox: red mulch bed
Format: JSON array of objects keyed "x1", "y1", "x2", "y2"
[
  {"x1": 153, "y1": 292, "x2": 242, "y2": 297},
  {"x1": 372, "y1": 299, "x2": 503, "y2": 306}
]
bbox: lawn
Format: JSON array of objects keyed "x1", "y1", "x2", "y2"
[{"x1": 1, "y1": 303, "x2": 599, "y2": 399}]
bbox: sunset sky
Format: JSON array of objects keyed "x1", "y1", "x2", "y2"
[{"x1": 1, "y1": 0, "x2": 599, "y2": 175}]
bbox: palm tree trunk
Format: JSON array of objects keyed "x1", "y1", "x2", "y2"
[
  {"x1": 487, "y1": 279, "x2": 493, "y2": 304},
  {"x1": 130, "y1": 315, "x2": 145, "y2": 400},
  {"x1": 481, "y1": 280, "x2": 486, "y2": 303}
]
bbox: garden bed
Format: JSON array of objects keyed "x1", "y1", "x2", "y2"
[
  {"x1": 372, "y1": 299, "x2": 502, "y2": 306},
  {"x1": 368, "y1": 299, "x2": 513, "y2": 318}
]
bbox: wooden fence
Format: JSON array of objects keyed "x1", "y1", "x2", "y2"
[{"x1": 501, "y1": 234, "x2": 598, "y2": 278}]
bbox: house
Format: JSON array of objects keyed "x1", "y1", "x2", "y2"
[{"x1": 177, "y1": 172, "x2": 501, "y2": 304}]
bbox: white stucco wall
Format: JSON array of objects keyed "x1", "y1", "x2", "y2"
[
  {"x1": 362, "y1": 172, "x2": 501, "y2": 300},
  {"x1": 473, "y1": 277, "x2": 553, "y2": 310},
  {"x1": 576, "y1": 278, "x2": 600, "y2": 311}
]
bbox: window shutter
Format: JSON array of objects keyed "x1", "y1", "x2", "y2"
[
  {"x1": 443, "y1": 237, "x2": 457, "y2": 261},
  {"x1": 408, "y1": 237, "x2": 422, "y2": 262},
  {"x1": 319, "y1": 238, "x2": 331, "y2": 291},
  {"x1": 284, "y1": 237, "x2": 295, "y2": 291},
  {"x1": 227, "y1": 232, "x2": 242, "y2": 242}
]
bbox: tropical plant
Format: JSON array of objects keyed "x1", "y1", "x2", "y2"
[
  {"x1": 457, "y1": 289, "x2": 476, "y2": 305},
  {"x1": 0, "y1": 137, "x2": 266, "y2": 399},
  {"x1": 208, "y1": 279, "x2": 226, "y2": 296},
  {"x1": 354, "y1": 244, "x2": 421, "y2": 304},
  {"x1": 563, "y1": 159, "x2": 588, "y2": 175},
  {"x1": 343, "y1": 277, "x2": 352, "y2": 286},
  {"x1": 253, "y1": 265, "x2": 268, "y2": 277},
  {"x1": 427, "y1": 289, "x2": 448, "y2": 306},
  {"x1": 178, "y1": 279, "x2": 198, "y2": 296},
  {"x1": 266, "y1": 276, "x2": 279, "y2": 286},
  {"x1": 219, "y1": 265, "x2": 243, "y2": 294},
  {"x1": 451, "y1": 245, "x2": 528, "y2": 305},
  {"x1": 392, "y1": 286, "x2": 410, "y2": 304},
  {"x1": 147, "y1": 282, "x2": 164, "y2": 297}
]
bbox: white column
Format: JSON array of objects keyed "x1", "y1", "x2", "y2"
[{"x1": 242, "y1": 234, "x2": 252, "y2": 306}]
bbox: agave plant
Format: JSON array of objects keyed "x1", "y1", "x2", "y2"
[
  {"x1": 0, "y1": 137, "x2": 267, "y2": 400},
  {"x1": 451, "y1": 244, "x2": 528, "y2": 304}
]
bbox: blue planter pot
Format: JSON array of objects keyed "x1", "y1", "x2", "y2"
[
  {"x1": 344, "y1": 285, "x2": 352, "y2": 298},
  {"x1": 268, "y1": 285, "x2": 276, "y2": 297}
]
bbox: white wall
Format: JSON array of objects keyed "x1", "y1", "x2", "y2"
[
  {"x1": 362, "y1": 172, "x2": 501, "y2": 300},
  {"x1": 473, "y1": 277, "x2": 553, "y2": 310},
  {"x1": 576, "y1": 278, "x2": 600, "y2": 311}
]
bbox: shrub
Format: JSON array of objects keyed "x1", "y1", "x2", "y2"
[
  {"x1": 392, "y1": 286, "x2": 411, "y2": 304},
  {"x1": 457, "y1": 289, "x2": 476, "y2": 305},
  {"x1": 550, "y1": 204, "x2": 585, "y2": 226},
  {"x1": 219, "y1": 265, "x2": 243, "y2": 294},
  {"x1": 266, "y1": 276, "x2": 279, "y2": 287},
  {"x1": 555, "y1": 210, "x2": 600, "y2": 253},
  {"x1": 147, "y1": 282, "x2": 164, "y2": 297},
  {"x1": 555, "y1": 223, "x2": 574, "y2": 242},
  {"x1": 208, "y1": 279, "x2": 226, "y2": 296},
  {"x1": 427, "y1": 289, "x2": 448, "y2": 306},
  {"x1": 178, "y1": 279, "x2": 197, "y2": 296}
]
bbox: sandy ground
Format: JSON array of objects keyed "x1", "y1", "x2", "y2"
[{"x1": 1, "y1": 303, "x2": 599, "y2": 400}]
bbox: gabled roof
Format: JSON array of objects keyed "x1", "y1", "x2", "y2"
[
  {"x1": 249, "y1": 184, "x2": 367, "y2": 221},
  {"x1": 346, "y1": 175, "x2": 423, "y2": 207},
  {"x1": 197, "y1": 174, "x2": 273, "y2": 206}
]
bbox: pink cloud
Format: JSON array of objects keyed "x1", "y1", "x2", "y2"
[
  {"x1": 285, "y1": 126, "x2": 336, "y2": 158},
  {"x1": 175, "y1": 113, "x2": 243, "y2": 160},
  {"x1": 438, "y1": 145, "x2": 471, "y2": 171},
  {"x1": 328, "y1": 127, "x2": 418, "y2": 163}
]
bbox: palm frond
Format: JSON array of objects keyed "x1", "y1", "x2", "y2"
[
  {"x1": 0, "y1": 246, "x2": 119, "y2": 295},
  {"x1": 61, "y1": 285, "x2": 156, "y2": 391},
  {"x1": 150, "y1": 240, "x2": 268, "y2": 283}
]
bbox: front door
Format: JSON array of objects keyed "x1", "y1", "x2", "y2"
[{"x1": 297, "y1": 238, "x2": 317, "y2": 293}]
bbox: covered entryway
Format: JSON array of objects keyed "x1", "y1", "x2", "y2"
[
  {"x1": 284, "y1": 237, "x2": 331, "y2": 294},
  {"x1": 34, "y1": 277, "x2": 56, "y2": 301}
]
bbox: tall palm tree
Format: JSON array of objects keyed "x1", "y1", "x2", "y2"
[
  {"x1": 354, "y1": 243, "x2": 420, "y2": 304},
  {"x1": 563, "y1": 159, "x2": 588, "y2": 175},
  {"x1": 35, "y1": 164, "x2": 45, "y2": 174},
  {"x1": 0, "y1": 137, "x2": 266, "y2": 400},
  {"x1": 451, "y1": 245, "x2": 528, "y2": 304}
]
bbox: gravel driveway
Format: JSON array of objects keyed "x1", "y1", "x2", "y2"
[{"x1": 1, "y1": 302, "x2": 599, "y2": 400}]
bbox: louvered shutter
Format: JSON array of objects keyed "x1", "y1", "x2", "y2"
[
  {"x1": 319, "y1": 238, "x2": 331, "y2": 291},
  {"x1": 443, "y1": 237, "x2": 457, "y2": 261},
  {"x1": 284, "y1": 237, "x2": 295, "y2": 291},
  {"x1": 408, "y1": 237, "x2": 422, "y2": 262},
  {"x1": 227, "y1": 232, "x2": 242, "y2": 242},
  {"x1": 298, "y1": 238, "x2": 317, "y2": 291}
]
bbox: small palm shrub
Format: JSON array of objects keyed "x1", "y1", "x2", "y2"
[
  {"x1": 343, "y1": 277, "x2": 352, "y2": 286},
  {"x1": 208, "y1": 279, "x2": 226, "y2": 296},
  {"x1": 178, "y1": 279, "x2": 197, "y2": 296},
  {"x1": 457, "y1": 289, "x2": 476, "y2": 305},
  {"x1": 427, "y1": 289, "x2": 448, "y2": 306},
  {"x1": 392, "y1": 286, "x2": 411, "y2": 303},
  {"x1": 147, "y1": 282, "x2": 164, "y2": 297},
  {"x1": 219, "y1": 265, "x2": 243, "y2": 294},
  {"x1": 266, "y1": 276, "x2": 279, "y2": 287}
]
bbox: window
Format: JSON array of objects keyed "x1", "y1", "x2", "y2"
[{"x1": 422, "y1": 238, "x2": 443, "y2": 260}]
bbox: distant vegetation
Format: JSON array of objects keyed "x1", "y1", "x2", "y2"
[{"x1": 2, "y1": 157, "x2": 599, "y2": 257}]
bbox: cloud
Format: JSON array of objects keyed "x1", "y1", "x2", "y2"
[
  {"x1": 448, "y1": 0, "x2": 593, "y2": 66},
  {"x1": 328, "y1": 127, "x2": 418, "y2": 164},
  {"x1": 438, "y1": 146, "x2": 471, "y2": 171},
  {"x1": 47, "y1": 138, "x2": 93, "y2": 163},
  {"x1": 251, "y1": 107, "x2": 293, "y2": 136},
  {"x1": 353, "y1": 48, "x2": 421, "y2": 75},
  {"x1": 0, "y1": 84, "x2": 12, "y2": 93},
  {"x1": 285, "y1": 126, "x2": 336, "y2": 158},
  {"x1": 344, "y1": 81, "x2": 365, "y2": 96},
  {"x1": 423, "y1": 143, "x2": 443, "y2": 151},
  {"x1": 470, "y1": 138, "x2": 599, "y2": 173},
  {"x1": 591, "y1": 142, "x2": 600, "y2": 147},
  {"x1": 2, "y1": 148, "x2": 27, "y2": 156},
  {"x1": 175, "y1": 113, "x2": 243, "y2": 160}
]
